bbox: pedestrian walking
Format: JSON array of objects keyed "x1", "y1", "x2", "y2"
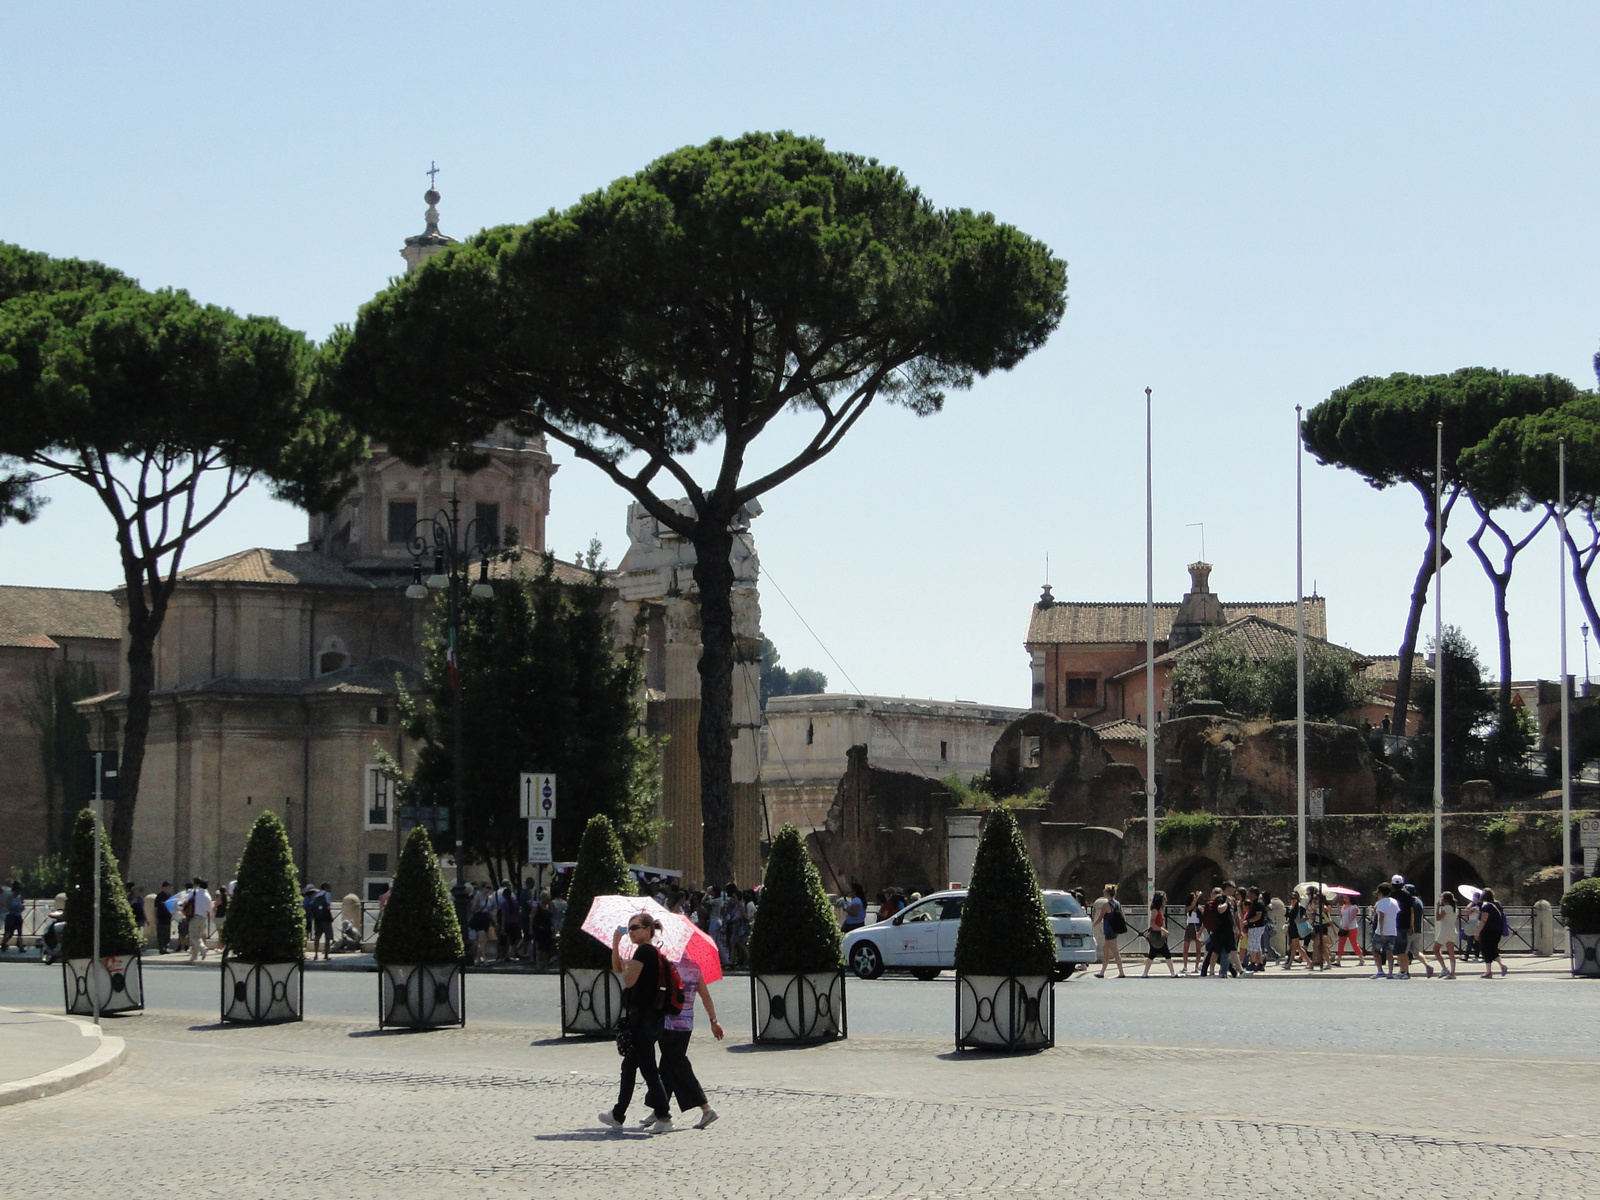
[
  {"x1": 840, "y1": 885, "x2": 867, "y2": 935},
  {"x1": 467, "y1": 883, "x2": 493, "y2": 965},
  {"x1": 1335, "y1": 894, "x2": 1364, "y2": 966},
  {"x1": 1094, "y1": 884, "x2": 1127, "y2": 978},
  {"x1": 1283, "y1": 891, "x2": 1313, "y2": 970},
  {"x1": 1141, "y1": 891, "x2": 1175, "y2": 977},
  {"x1": 1180, "y1": 892, "x2": 1203, "y2": 975},
  {"x1": 1209, "y1": 884, "x2": 1241, "y2": 979},
  {"x1": 1396, "y1": 882, "x2": 1433, "y2": 978},
  {"x1": 1371, "y1": 882, "x2": 1401, "y2": 979},
  {"x1": 532, "y1": 889, "x2": 555, "y2": 968},
  {"x1": 599, "y1": 912, "x2": 673, "y2": 1133},
  {"x1": 1243, "y1": 886, "x2": 1267, "y2": 972},
  {"x1": 657, "y1": 955, "x2": 723, "y2": 1129},
  {"x1": 1461, "y1": 895, "x2": 1483, "y2": 962},
  {"x1": 2, "y1": 881, "x2": 23, "y2": 953},
  {"x1": 1431, "y1": 891, "x2": 1459, "y2": 978},
  {"x1": 498, "y1": 884, "x2": 521, "y2": 962},
  {"x1": 186, "y1": 878, "x2": 214, "y2": 962},
  {"x1": 154, "y1": 882, "x2": 173, "y2": 953},
  {"x1": 309, "y1": 883, "x2": 334, "y2": 961},
  {"x1": 1477, "y1": 888, "x2": 1509, "y2": 979},
  {"x1": 1308, "y1": 888, "x2": 1332, "y2": 969}
]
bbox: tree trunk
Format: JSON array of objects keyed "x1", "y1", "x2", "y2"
[
  {"x1": 1565, "y1": 518, "x2": 1600, "y2": 650},
  {"x1": 1390, "y1": 485, "x2": 1454, "y2": 734},
  {"x1": 112, "y1": 623, "x2": 157, "y2": 870},
  {"x1": 1465, "y1": 512, "x2": 1515, "y2": 739},
  {"x1": 692, "y1": 523, "x2": 737, "y2": 888}
]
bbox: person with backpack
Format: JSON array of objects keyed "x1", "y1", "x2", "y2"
[
  {"x1": 1094, "y1": 884, "x2": 1127, "y2": 978},
  {"x1": 657, "y1": 953, "x2": 723, "y2": 1129},
  {"x1": 1141, "y1": 890, "x2": 1175, "y2": 977},
  {"x1": 1477, "y1": 887, "x2": 1509, "y2": 979},
  {"x1": 600, "y1": 912, "x2": 673, "y2": 1133},
  {"x1": 309, "y1": 883, "x2": 334, "y2": 962},
  {"x1": 1395, "y1": 882, "x2": 1434, "y2": 979}
]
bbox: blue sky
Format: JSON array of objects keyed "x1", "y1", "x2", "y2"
[{"x1": 4, "y1": 4, "x2": 1598, "y2": 704}]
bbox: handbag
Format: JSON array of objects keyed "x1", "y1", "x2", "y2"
[
  {"x1": 1296, "y1": 920, "x2": 1313, "y2": 940},
  {"x1": 616, "y1": 1025, "x2": 634, "y2": 1059}
]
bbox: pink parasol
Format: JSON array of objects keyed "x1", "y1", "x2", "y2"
[
  {"x1": 1323, "y1": 886, "x2": 1361, "y2": 897},
  {"x1": 580, "y1": 895, "x2": 723, "y2": 984}
]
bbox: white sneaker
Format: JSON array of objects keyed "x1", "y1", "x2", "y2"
[
  {"x1": 1370, "y1": 972, "x2": 1386, "y2": 979},
  {"x1": 599, "y1": 1112, "x2": 623, "y2": 1129},
  {"x1": 696, "y1": 1108, "x2": 719, "y2": 1130},
  {"x1": 648, "y1": 1116, "x2": 673, "y2": 1134},
  {"x1": 638, "y1": 1115, "x2": 658, "y2": 1127}
]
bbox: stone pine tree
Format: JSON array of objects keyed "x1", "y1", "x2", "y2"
[
  {"x1": 952, "y1": 809, "x2": 1054, "y2": 978},
  {"x1": 375, "y1": 826, "x2": 464, "y2": 966},
  {"x1": 559, "y1": 815, "x2": 637, "y2": 970},
  {"x1": 323, "y1": 131, "x2": 1068, "y2": 886},
  {"x1": 0, "y1": 243, "x2": 364, "y2": 869},
  {"x1": 61, "y1": 808, "x2": 141, "y2": 960},
  {"x1": 748, "y1": 823, "x2": 842, "y2": 974},
  {"x1": 225, "y1": 811, "x2": 306, "y2": 963}
]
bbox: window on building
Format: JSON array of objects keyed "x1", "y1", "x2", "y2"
[
  {"x1": 1021, "y1": 735, "x2": 1042, "y2": 770},
  {"x1": 474, "y1": 502, "x2": 500, "y2": 549},
  {"x1": 319, "y1": 650, "x2": 347, "y2": 674},
  {"x1": 940, "y1": 740, "x2": 949, "y2": 762},
  {"x1": 370, "y1": 707, "x2": 389, "y2": 725},
  {"x1": 387, "y1": 500, "x2": 417, "y2": 544},
  {"x1": 1065, "y1": 677, "x2": 1098, "y2": 707},
  {"x1": 367, "y1": 853, "x2": 388, "y2": 872},
  {"x1": 806, "y1": 721, "x2": 814, "y2": 746},
  {"x1": 365, "y1": 765, "x2": 393, "y2": 830},
  {"x1": 364, "y1": 877, "x2": 391, "y2": 902}
]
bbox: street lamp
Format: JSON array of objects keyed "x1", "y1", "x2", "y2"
[
  {"x1": 1583, "y1": 623, "x2": 1591, "y2": 688},
  {"x1": 405, "y1": 492, "x2": 497, "y2": 921}
]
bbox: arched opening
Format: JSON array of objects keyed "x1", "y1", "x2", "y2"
[
  {"x1": 1162, "y1": 856, "x2": 1225, "y2": 901},
  {"x1": 1056, "y1": 857, "x2": 1121, "y2": 895},
  {"x1": 318, "y1": 636, "x2": 349, "y2": 676},
  {"x1": 1401, "y1": 852, "x2": 1485, "y2": 902}
]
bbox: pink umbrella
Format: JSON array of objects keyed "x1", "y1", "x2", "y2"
[
  {"x1": 580, "y1": 895, "x2": 723, "y2": 984},
  {"x1": 1324, "y1": 886, "x2": 1361, "y2": 897}
]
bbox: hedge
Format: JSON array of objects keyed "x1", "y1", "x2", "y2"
[
  {"x1": 225, "y1": 810, "x2": 306, "y2": 963},
  {"x1": 749, "y1": 824, "x2": 841, "y2": 974},
  {"x1": 61, "y1": 807, "x2": 141, "y2": 959},
  {"x1": 559, "y1": 815, "x2": 636, "y2": 969},
  {"x1": 1561, "y1": 877, "x2": 1600, "y2": 936},
  {"x1": 952, "y1": 808, "x2": 1055, "y2": 977},
  {"x1": 374, "y1": 826, "x2": 463, "y2": 965}
]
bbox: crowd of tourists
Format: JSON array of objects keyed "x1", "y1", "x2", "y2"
[{"x1": 1088, "y1": 875, "x2": 1514, "y2": 981}]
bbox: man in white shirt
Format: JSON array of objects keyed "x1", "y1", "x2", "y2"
[
  {"x1": 186, "y1": 877, "x2": 215, "y2": 963},
  {"x1": 1371, "y1": 883, "x2": 1401, "y2": 980}
]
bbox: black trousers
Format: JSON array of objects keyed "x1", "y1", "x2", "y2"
[
  {"x1": 658, "y1": 1029, "x2": 707, "y2": 1110},
  {"x1": 614, "y1": 1011, "x2": 669, "y2": 1120},
  {"x1": 155, "y1": 920, "x2": 171, "y2": 952}
]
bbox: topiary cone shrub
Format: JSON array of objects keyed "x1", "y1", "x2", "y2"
[
  {"x1": 559, "y1": 815, "x2": 636, "y2": 970},
  {"x1": 1561, "y1": 878, "x2": 1600, "y2": 936},
  {"x1": 749, "y1": 823, "x2": 842, "y2": 974},
  {"x1": 375, "y1": 826, "x2": 464, "y2": 966},
  {"x1": 62, "y1": 807, "x2": 141, "y2": 960},
  {"x1": 952, "y1": 808, "x2": 1055, "y2": 977},
  {"x1": 226, "y1": 810, "x2": 306, "y2": 963}
]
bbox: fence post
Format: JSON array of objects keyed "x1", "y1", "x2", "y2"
[{"x1": 1533, "y1": 900, "x2": 1554, "y2": 956}]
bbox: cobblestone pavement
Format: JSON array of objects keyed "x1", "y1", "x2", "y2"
[{"x1": 4, "y1": 1002, "x2": 1598, "y2": 1200}]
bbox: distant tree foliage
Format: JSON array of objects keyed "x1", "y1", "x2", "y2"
[
  {"x1": 1409, "y1": 625, "x2": 1497, "y2": 784},
  {"x1": 391, "y1": 556, "x2": 661, "y2": 878},
  {"x1": 1171, "y1": 638, "x2": 1378, "y2": 723},
  {"x1": 758, "y1": 636, "x2": 829, "y2": 707}
]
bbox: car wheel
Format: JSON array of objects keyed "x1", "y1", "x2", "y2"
[
  {"x1": 849, "y1": 941, "x2": 885, "y2": 980},
  {"x1": 1052, "y1": 963, "x2": 1078, "y2": 981},
  {"x1": 910, "y1": 967, "x2": 942, "y2": 981}
]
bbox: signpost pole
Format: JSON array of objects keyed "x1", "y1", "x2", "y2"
[
  {"x1": 91, "y1": 751, "x2": 103, "y2": 1027},
  {"x1": 1560, "y1": 438, "x2": 1572, "y2": 891}
]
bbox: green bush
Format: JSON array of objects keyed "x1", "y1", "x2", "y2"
[
  {"x1": 749, "y1": 824, "x2": 842, "y2": 974},
  {"x1": 1156, "y1": 811, "x2": 1218, "y2": 851},
  {"x1": 7, "y1": 852, "x2": 68, "y2": 898},
  {"x1": 225, "y1": 811, "x2": 306, "y2": 963},
  {"x1": 61, "y1": 808, "x2": 141, "y2": 959},
  {"x1": 374, "y1": 826, "x2": 463, "y2": 965},
  {"x1": 559, "y1": 815, "x2": 636, "y2": 970},
  {"x1": 1560, "y1": 877, "x2": 1600, "y2": 936},
  {"x1": 953, "y1": 808, "x2": 1055, "y2": 977}
]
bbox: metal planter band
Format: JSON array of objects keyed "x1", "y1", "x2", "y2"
[
  {"x1": 378, "y1": 962, "x2": 466, "y2": 1028},
  {"x1": 63, "y1": 954, "x2": 144, "y2": 1017},
  {"x1": 1572, "y1": 933, "x2": 1600, "y2": 978},
  {"x1": 220, "y1": 954, "x2": 304, "y2": 1023},
  {"x1": 955, "y1": 973, "x2": 1055, "y2": 1052},
  {"x1": 750, "y1": 970, "x2": 848, "y2": 1044},
  {"x1": 560, "y1": 967, "x2": 625, "y2": 1037}
]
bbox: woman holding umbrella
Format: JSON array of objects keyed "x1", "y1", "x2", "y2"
[{"x1": 599, "y1": 912, "x2": 674, "y2": 1133}]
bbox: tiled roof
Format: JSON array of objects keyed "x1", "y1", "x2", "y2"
[
  {"x1": 1090, "y1": 718, "x2": 1147, "y2": 743},
  {"x1": 1362, "y1": 654, "x2": 1433, "y2": 683},
  {"x1": 1027, "y1": 598, "x2": 1325, "y2": 645},
  {"x1": 0, "y1": 585, "x2": 121, "y2": 648},
  {"x1": 1108, "y1": 615, "x2": 1368, "y2": 680},
  {"x1": 178, "y1": 548, "x2": 379, "y2": 588}
]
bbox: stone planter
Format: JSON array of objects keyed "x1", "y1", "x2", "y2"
[
  {"x1": 63, "y1": 954, "x2": 144, "y2": 1017},
  {"x1": 750, "y1": 970, "x2": 847, "y2": 1043},
  {"x1": 378, "y1": 962, "x2": 465, "y2": 1028},
  {"x1": 561, "y1": 966, "x2": 625, "y2": 1037},
  {"x1": 955, "y1": 973, "x2": 1053, "y2": 1051},
  {"x1": 1570, "y1": 932, "x2": 1600, "y2": 978},
  {"x1": 221, "y1": 954, "x2": 304, "y2": 1023}
]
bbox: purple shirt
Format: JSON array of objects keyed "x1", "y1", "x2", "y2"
[{"x1": 663, "y1": 958, "x2": 701, "y2": 1032}]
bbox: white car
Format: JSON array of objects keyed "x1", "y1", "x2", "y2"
[{"x1": 843, "y1": 889, "x2": 1097, "y2": 981}]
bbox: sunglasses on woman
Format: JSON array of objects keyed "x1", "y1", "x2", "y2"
[{"x1": 627, "y1": 923, "x2": 649, "y2": 932}]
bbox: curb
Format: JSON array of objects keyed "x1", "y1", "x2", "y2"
[{"x1": 0, "y1": 1011, "x2": 126, "y2": 1108}]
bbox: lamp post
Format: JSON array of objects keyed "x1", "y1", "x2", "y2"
[{"x1": 405, "y1": 491, "x2": 495, "y2": 923}]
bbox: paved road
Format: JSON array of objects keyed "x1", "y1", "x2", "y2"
[{"x1": 3, "y1": 958, "x2": 1597, "y2": 1057}]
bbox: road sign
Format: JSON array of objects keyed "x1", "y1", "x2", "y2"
[
  {"x1": 527, "y1": 818, "x2": 552, "y2": 864},
  {"x1": 1309, "y1": 788, "x2": 1329, "y2": 821},
  {"x1": 520, "y1": 773, "x2": 557, "y2": 819},
  {"x1": 1581, "y1": 817, "x2": 1600, "y2": 849},
  {"x1": 1586, "y1": 847, "x2": 1598, "y2": 878}
]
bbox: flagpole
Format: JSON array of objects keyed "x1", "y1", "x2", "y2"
[
  {"x1": 1433, "y1": 421, "x2": 1444, "y2": 900},
  {"x1": 1296, "y1": 406, "x2": 1306, "y2": 886},
  {"x1": 1560, "y1": 437, "x2": 1572, "y2": 889},
  {"x1": 1145, "y1": 386, "x2": 1157, "y2": 906}
]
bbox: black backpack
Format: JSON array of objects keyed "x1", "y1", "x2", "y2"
[
  {"x1": 312, "y1": 893, "x2": 332, "y2": 921},
  {"x1": 1107, "y1": 901, "x2": 1128, "y2": 936}
]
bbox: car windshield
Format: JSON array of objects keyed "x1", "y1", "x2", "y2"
[
  {"x1": 900, "y1": 899, "x2": 943, "y2": 923},
  {"x1": 1046, "y1": 894, "x2": 1085, "y2": 917}
]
